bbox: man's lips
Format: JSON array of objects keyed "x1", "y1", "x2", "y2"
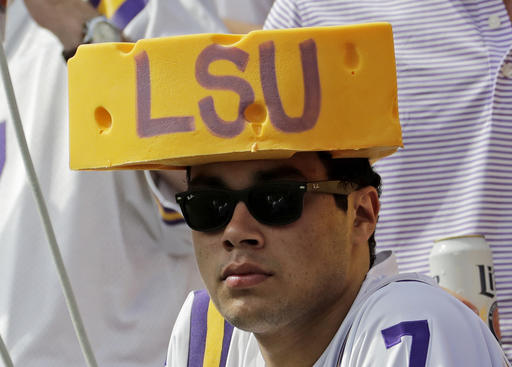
[{"x1": 221, "y1": 263, "x2": 273, "y2": 289}]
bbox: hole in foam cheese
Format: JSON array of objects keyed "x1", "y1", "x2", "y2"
[
  {"x1": 343, "y1": 42, "x2": 360, "y2": 71},
  {"x1": 244, "y1": 102, "x2": 267, "y2": 137},
  {"x1": 94, "y1": 106, "x2": 112, "y2": 134},
  {"x1": 68, "y1": 23, "x2": 403, "y2": 170},
  {"x1": 116, "y1": 43, "x2": 135, "y2": 54}
]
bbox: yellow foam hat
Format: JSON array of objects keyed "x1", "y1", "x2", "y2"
[{"x1": 68, "y1": 23, "x2": 402, "y2": 170}]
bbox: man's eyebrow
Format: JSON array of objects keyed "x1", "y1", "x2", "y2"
[
  {"x1": 188, "y1": 175, "x2": 226, "y2": 188},
  {"x1": 255, "y1": 166, "x2": 307, "y2": 181},
  {"x1": 188, "y1": 166, "x2": 307, "y2": 188}
]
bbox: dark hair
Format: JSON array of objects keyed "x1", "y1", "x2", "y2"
[{"x1": 317, "y1": 152, "x2": 381, "y2": 268}]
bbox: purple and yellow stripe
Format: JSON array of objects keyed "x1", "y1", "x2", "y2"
[
  {"x1": 153, "y1": 196, "x2": 185, "y2": 225},
  {"x1": 89, "y1": 0, "x2": 149, "y2": 30},
  {"x1": 188, "y1": 290, "x2": 234, "y2": 367}
]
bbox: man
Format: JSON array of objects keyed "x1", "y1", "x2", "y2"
[
  {"x1": 264, "y1": 0, "x2": 512, "y2": 359},
  {"x1": 0, "y1": 0, "x2": 224, "y2": 365},
  {"x1": 168, "y1": 152, "x2": 506, "y2": 367},
  {"x1": 68, "y1": 23, "x2": 508, "y2": 366}
]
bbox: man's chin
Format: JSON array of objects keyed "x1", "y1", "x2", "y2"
[
  {"x1": 217, "y1": 297, "x2": 285, "y2": 333},
  {"x1": 223, "y1": 311, "x2": 277, "y2": 334}
]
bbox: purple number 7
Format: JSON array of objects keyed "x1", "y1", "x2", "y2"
[{"x1": 381, "y1": 320, "x2": 430, "y2": 367}]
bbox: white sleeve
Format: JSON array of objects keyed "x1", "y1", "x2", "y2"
[
  {"x1": 342, "y1": 282, "x2": 507, "y2": 367},
  {"x1": 215, "y1": 0, "x2": 275, "y2": 25},
  {"x1": 124, "y1": 0, "x2": 226, "y2": 40},
  {"x1": 166, "y1": 292, "x2": 195, "y2": 367}
]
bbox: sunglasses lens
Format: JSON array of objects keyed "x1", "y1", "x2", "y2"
[
  {"x1": 180, "y1": 191, "x2": 233, "y2": 231},
  {"x1": 250, "y1": 183, "x2": 304, "y2": 225}
]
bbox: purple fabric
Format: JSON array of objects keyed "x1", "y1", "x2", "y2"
[
  {"x1": 89, "y1": 0, "x2": 100, "y2": 8},
  {"x1": 162, "y1": 205, "x2": 186, "y2": 226},
  {"x1": 219, "y1": 321, "x2": 234, "y2": 367},
  {"x1": 0, "y1": 121, "x2": 5, "y2": 177},
  {"x1": 110, "y1": 0, "x2": 149, "y2": 30},
  {"x1": 188, "y1": 290, "x2": 210, "y2": 367},
  {"x1": 163, "y1": 218, "x2": 186, "y2": 226}
]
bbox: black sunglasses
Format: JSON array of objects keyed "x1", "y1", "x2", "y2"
[{"x1": 175, "y1": 180, "x2": 356, "y2": 232}]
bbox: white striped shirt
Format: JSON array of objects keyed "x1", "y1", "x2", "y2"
[{"x1": 265, "y1": 0, "x2": 512, "y2": 360}]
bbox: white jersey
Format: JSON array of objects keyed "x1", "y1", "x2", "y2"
[
  {"x1": 0, "y1": 1, "x2": 224, "y2": 366},
  {"x1": 167, "y1": 253, "x2": 509, "y2": 366},
  {"x1": 214, "y1": 0, "x2": 275, "y2": 25}
]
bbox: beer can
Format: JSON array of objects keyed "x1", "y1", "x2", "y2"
[{"x1": 429, "y1": 234, "x2": 501, "y2": 341}]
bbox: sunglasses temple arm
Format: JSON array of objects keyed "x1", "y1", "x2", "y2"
[{"x1": 306, "y1": 181, "x2": 356, "y2": 195}]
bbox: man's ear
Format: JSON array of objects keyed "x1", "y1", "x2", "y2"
[{"x1": 350, "y1": 186, "x2": 380, "y2": 244}]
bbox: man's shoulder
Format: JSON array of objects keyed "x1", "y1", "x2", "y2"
[
  {"x1": 355, "y1": 273, "x2": 479, "y2": 332},
  {"x1": 366, "y1": 274, "x2": 451, "y2": 308},
  {"x1": 340, "y1": 274, "x2": 506, "y2": 366}
]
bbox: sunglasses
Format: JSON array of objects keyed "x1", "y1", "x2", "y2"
[{"x1": 175, "y1": 180, "x2": 356, "y2": 232}]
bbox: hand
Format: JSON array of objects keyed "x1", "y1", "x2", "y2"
[{"x1": 23, "y1": 0, "x2": 99, "y2": 49}]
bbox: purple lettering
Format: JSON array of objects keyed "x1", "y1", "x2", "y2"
[
  {"x1": 259, "y1": 39, "x2": 321, "y2": 133},
  {"x1": 135, "y1": 51, "x2": 195, "y2": 137},
  {"x1": 478, "y1": 264, "x2": 495, "y2": 298},
  {"x1": 195, "y1": 44, "x2": 254, "y2": 138}
]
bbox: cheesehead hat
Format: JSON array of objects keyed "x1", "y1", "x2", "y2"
[{"x1": 68, "y1": 23, "x2": 402, "y2": 170}]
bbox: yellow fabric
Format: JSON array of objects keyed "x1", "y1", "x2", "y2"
[
  {"x1": 155, "y1": 202, "x2": 184, "y2": 222},
  {"x1": 97, "y1": 0, "x2": 125, "y2": 18},
  {"x1": 203, "y1": 300, "x2": 225, "y2": 367}
]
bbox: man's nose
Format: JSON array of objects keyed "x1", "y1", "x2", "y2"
[{"x1": 221, "y1": 201, "x2": 265, "y2": 251}]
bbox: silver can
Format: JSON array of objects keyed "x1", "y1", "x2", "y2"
[{"x1": 429, "y1": 234, "x2": 501, "y2": 341}]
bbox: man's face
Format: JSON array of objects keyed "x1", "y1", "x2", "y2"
[{"x1": 189, "y1": 152, "x2": 365, "y2": 335}]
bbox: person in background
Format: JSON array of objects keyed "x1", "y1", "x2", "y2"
[
  {"x1": 215, "y1": 0, "x2": 274, "y2": 33},
  {"x1": 264, "y1": 0, "x2": 512, "y2": 360},
  {"x1": 0, "y1": 0, "x2": 225, "y2": 365}
]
